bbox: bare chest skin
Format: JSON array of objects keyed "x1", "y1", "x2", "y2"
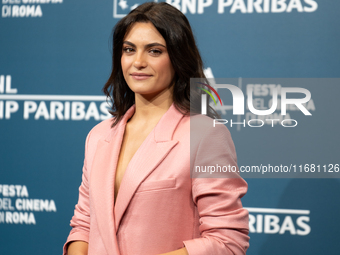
[{"x1": 114, "y1": 120, "x2": 157, "y2": 204}]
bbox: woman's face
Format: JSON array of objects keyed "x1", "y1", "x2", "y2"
[{"x1": 121, "y1": 22, "x2": 175, "y2": 99}]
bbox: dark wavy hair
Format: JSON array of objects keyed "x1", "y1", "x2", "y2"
[{"x1": 103, "y1": 2, "x2": 215, "y2": 126}]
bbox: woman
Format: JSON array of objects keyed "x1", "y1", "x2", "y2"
[{"x1": 64, "y1": 2, "x2": 249, "y2": 255}]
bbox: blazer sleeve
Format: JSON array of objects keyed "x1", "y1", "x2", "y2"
[
  {"x1": 63, "y1": 131, "x2": 92, "y2": 255},
  {"x1": 183, "y1": 122, "x2": 250, "y2": 255}
]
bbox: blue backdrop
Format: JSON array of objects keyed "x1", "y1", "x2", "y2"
[{"x1": 1, "y1": 0, "x2": 339, "y2": 254}]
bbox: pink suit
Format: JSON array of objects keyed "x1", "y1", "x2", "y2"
[{"x1": 63, "y1": 104, "x2": 249, "y2": 255}]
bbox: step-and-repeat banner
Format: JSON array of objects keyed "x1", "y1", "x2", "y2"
[{"x1": 1, "y1": 1, "x2": 339, "y2": 254}]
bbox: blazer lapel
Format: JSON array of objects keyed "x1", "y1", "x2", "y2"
[
  {"x1": 114, "y1": 104, "x2": 184, "y2": 232},
  {"x1": 90, "y1": 106, "x2": 135, "y2": 255}
]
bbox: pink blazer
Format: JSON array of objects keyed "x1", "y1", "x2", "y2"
[{"x1": 63, "y1": 104, "x2": 249, "y2": 255}]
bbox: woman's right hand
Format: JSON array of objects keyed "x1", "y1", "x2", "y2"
[{"x1": 67, "y1": 241, "x2": 88, "y2": 255}]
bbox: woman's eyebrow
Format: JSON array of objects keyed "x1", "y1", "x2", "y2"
[{"x1": 123, "y1": 41, "x2": 166, "y2": 49}]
